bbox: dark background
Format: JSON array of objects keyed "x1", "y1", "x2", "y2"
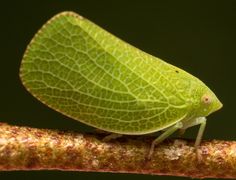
[{"x1": 0, "y1": 0, "x2": 235, "y2": 179}]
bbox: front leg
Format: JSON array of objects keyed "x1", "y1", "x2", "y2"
[
  {"x1": 180, "y1": 117, "x2": 207, "y2": 148},
  {"x1": 193, "y1": 117, "x2": 207, "y2": 149},
  {"x1": 180, "y1": 116, "x2": 207, "y2": 159}
]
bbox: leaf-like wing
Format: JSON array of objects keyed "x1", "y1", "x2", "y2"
[{"x1": 20, "y1": 12, "x2": 189, "y2": 134}]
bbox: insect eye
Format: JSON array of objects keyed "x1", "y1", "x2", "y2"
[{"x1": 201, "y1": 94, "x2": 212, "y2": 105}]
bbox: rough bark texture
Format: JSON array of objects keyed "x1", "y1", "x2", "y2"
[{"x1": 0, "y1": 123, "x2": 235, "y2": 179}]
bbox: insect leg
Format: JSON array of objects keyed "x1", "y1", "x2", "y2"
[
  {"x1": 184, "y1": 117, "x2": 207, "y2": 161},
  {"x1": 181, "y1": 117, "x2": 207, "y2": 148},
  {"x1": 194, "y1": 117, "x2": 207, "y2": 149},
  {"x1": 177, "y1": 117, "x2": 207, "y2": 161},
  {"x1": 103, "y1": 133, "x2": 123, "y2": 142},
  {"x1": 148, "y1": 122, "x2": 183, "y2": 159}
]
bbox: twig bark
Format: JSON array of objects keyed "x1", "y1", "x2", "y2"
[{"x1": 0, "y1": 123, "x2": 235, "y2": 179}]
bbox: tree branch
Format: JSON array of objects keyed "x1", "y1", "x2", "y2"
[{"x1": 0, "y1": 123, "x2": 235, "y2": 179}]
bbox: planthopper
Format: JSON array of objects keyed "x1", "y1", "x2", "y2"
[{"x1": 20, "y1": 12, "x2": 223, "y2": 158}]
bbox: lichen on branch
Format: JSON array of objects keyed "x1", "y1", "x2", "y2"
[{"x1": 0, "y1": 123, "x2": 235, "y2": 179}]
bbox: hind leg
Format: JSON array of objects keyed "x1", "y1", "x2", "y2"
[{"x1": 103, "y1": 133, "x2": 123, "y2": 141}]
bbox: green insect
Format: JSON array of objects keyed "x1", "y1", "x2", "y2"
[{"x1": 20, "y1": 11, "x2": 222, "y2": 158}]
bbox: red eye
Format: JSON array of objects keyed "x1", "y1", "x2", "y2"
[{"x1": 201, "y1": 94, "x2": 211, "y2": 105}]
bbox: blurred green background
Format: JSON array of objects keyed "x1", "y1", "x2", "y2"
[{"x1": 0, "y1": 0, "x2": 235, "y2": 179}]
